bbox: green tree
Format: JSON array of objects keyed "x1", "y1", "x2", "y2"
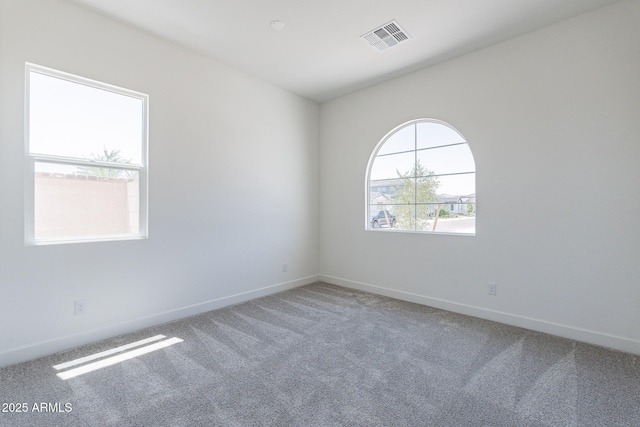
[
  {"x1": 391, "y1": 160, "x2": 439, "y2": 231},
  {"x1": 77, "y1": 147, "x2": 134, "y2": 179},
  {"x1": 466, "y1": 202, "x2": 474, "y2": 215}
]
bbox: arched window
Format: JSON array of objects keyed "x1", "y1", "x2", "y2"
[{"x1": 366, "y1": 119, "x2": 475, "y2": 235}]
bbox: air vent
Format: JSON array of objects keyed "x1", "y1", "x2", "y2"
[{"x1": 361, "y1": 20, "x2": 411, "y2": 51}]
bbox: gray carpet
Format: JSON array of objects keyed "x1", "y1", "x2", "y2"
[{"x1": 1, "y1": 282, "x2": 639, "y2": 426}]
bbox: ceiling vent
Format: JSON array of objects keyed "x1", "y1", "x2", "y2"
[{"x1": 361, "y1": 20, "x2": 411, "y2": 51}]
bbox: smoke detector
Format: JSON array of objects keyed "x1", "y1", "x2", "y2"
[{"x1": 361, "y1": 20, "x2": 411, "y2": 51}]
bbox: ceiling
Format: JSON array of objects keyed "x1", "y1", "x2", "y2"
[{"x1": 67, "y1": 0, "x2": 621, "y2": 103}]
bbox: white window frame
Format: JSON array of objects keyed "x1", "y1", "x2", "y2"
[
  {"x1": 24, "y1": 63, "x2": 149, "y2": 245},
  {"x1": 365, "y1": 118, "x2": 476, "y2": 236}
]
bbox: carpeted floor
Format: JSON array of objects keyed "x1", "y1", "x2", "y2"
[{"x1": 1, "y1": 282, "x2": 639, "y2": 426}]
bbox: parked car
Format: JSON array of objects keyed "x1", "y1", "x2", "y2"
[{"x1": 371, "y1": 210, "x2": 396, "y2": 228}]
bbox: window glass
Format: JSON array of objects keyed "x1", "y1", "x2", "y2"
[
  {"x1": 367, "y1": 119, "x2": 475, "y2": 235},
  {"x1": 435, "y1": 173, "x2": 475, "y2": 195},
  {"x1": 29, "y1": 72, "x2": 144, "y2": 164},
  {"x1": 416, "y1": 144, "x2": 475, "y2": 176},
  {"x1": 34, "y1": 162, "x2": 140, "y2": 239},
  {"x1": 26, "y1": 64, "x2": 148, "y2": 244},
  {"x1": 369, "y1": 151, "x2": 415, "y2": 181},
  {"x1": 416, "y1": 122, "x2": 465, "y2": 149},
  {"x1": 376, "y1": 125, "x2": 415, "y2": 155}
]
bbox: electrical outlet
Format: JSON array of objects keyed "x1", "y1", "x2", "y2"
[
  {"x1": 487, "y1": 283, "x2": 497, "y2": 296},
  {"x1": 282, "y1": 263, "x2": 288, "y2": 272},
  {"x1": 74, "y1": 299, "x2": 86, "y2": 315}
]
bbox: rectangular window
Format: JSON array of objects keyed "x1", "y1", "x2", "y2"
[{"x1": 25, "y1": 63, "x2": 148, "y2": 245}]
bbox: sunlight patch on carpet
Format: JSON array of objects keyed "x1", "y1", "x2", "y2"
[{"x1": 54, "y1": 336, "x2": 183, "y2": 380}]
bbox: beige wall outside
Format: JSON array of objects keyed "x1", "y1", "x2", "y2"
[{"x1": 34, "y1": 173, "x2": 139, "y2": 238}]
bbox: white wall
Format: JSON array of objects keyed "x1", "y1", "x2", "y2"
[
  {"x1": 319, "y1": 0, "x2": 640, "y2": 354},
  {"x1": 0, "y1": 0, "x2": 319, "y2": 367}
]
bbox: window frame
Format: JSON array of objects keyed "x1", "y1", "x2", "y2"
[
  {"x1": 24, "y1": 63, "x2": 149, "y2": 245},
  {"x1": 365, "y1": 118, "x2": 475, "y2": 236}
]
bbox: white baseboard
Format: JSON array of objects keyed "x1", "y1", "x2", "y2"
[
  {"x1": 0, "y1": 275, "x2": 318, "y2": 368},
  {"x1": 320, "y1": 274, "x2": 640, "y2": 356}
]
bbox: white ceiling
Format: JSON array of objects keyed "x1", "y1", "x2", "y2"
[{"x1": 67, "y1": 0, "x2": 621, "y2": 103}]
